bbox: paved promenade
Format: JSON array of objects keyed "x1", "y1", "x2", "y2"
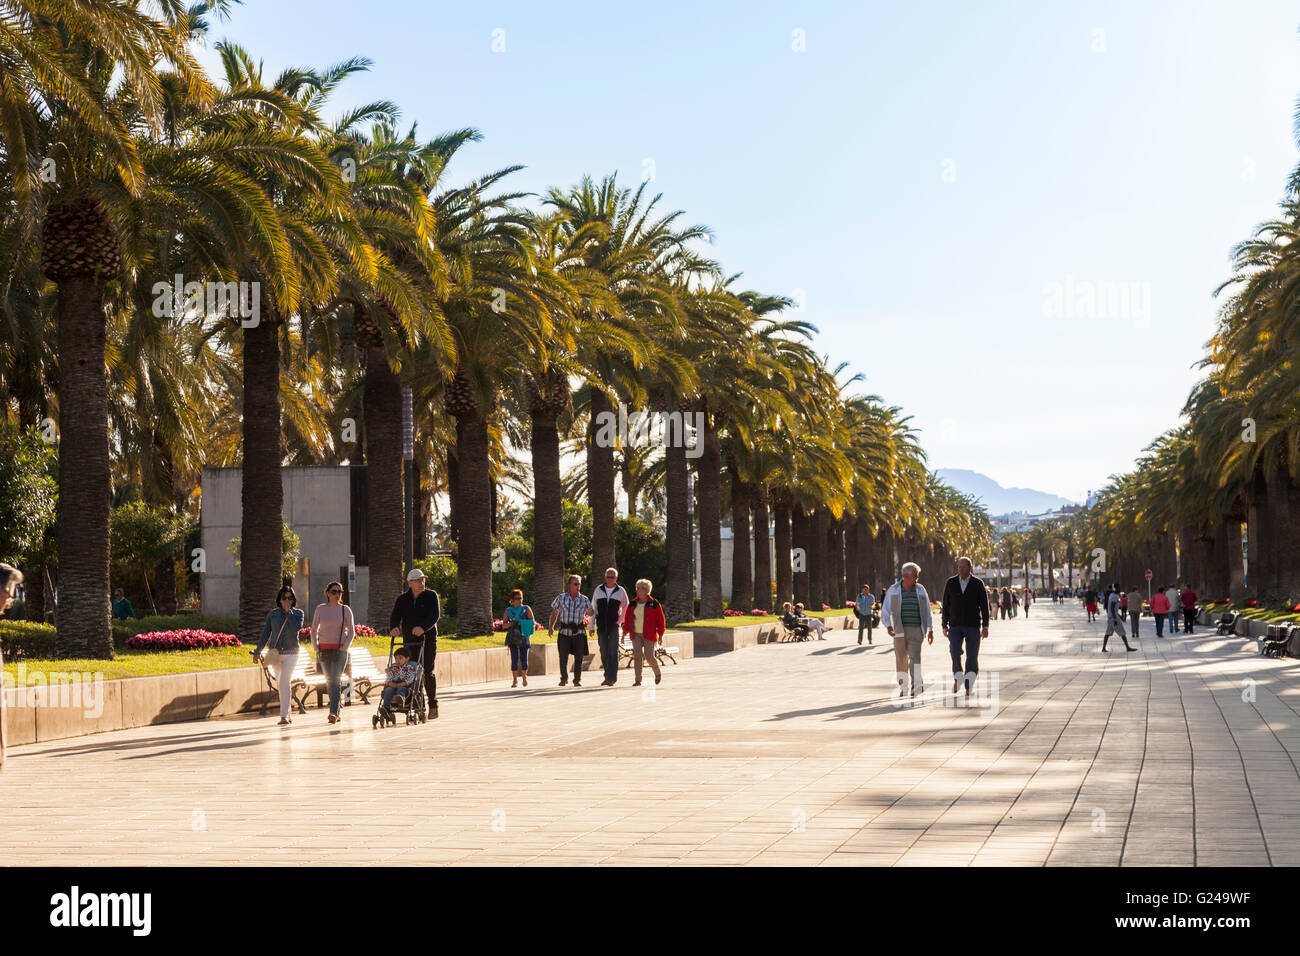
[{"x1": 3, "y1": 603, "x2": 1298, "y2": 866}]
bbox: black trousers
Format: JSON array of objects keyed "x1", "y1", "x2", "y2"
[
  {"x1": 421, "y1": 634, "x2": 437, "y2": 707},
  {"x1": 1128, "y1": 610, "x2": 1140, "y2": 636},
  {"x1": 1183, "y1": 607, "x2": 1196, "y2": 632},
  {"x1": 558, "y1": 631, "x2": 588, "y2": 682}
]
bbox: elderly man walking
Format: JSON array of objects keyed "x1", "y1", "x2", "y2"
[
  {"x1": 881, "y1": 562, "x2": 935, "y2": 698},
  {"x1": 941, "y1": 557, "x2": 990, "y2": 699},
  {"x1": 549, "y1": 574, "x2": 593, "y2": 687}
]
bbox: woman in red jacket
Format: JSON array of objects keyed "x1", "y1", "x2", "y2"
[{"x1": 622, "y1": 578, "x2": 665, "y2": 686}]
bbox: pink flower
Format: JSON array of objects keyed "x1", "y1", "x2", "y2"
[{"x1": 126, "y1": 629, "x2": 241, "y2": 651}]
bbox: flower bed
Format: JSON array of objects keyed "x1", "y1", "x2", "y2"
[
  {"x1": 124, "y1": 629, "x2": 241, "y2": 651},
  {"x1": 722, "y1": 608, "x2": 767, "y2": 617}
]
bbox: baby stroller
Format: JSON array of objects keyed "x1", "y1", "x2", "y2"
[{"x1": 372, "y1": 636, "x2": 427, "y2": 728}]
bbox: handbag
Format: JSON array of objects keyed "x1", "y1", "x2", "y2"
[
  {"x1": 504, "y1": 606, "x2": 525, "y2": 647},
  {"x1": 263, "y1": 613, "x2": 291, "y2": 669}
]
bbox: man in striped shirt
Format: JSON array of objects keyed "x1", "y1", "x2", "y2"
[{"x1": 880, "y1": 562, "x2": 935, "y2": 698}]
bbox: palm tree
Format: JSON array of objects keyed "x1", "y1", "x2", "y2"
[{"x1": 33, "y1": 2, "x2": 204, "y2": 656}]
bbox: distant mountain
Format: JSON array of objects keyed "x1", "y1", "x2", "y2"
[{"x1": 935, "y1": 468, "x2": 1076, "y2": 517}]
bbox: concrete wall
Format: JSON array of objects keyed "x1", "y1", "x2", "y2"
[{"x1": 201, "y1": 466, "x2": 370, "y2": 624}]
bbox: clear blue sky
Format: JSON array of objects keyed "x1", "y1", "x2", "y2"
[{"x1": 197, "y1": 0, "x2": 1300, "y2": 502}]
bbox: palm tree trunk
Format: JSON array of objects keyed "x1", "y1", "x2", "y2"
[
  {"x1": 53, "y1": 276, "x2": 113, "y2": 658},
  {"x1": 729, "y1": 464, "x2": 752, "y2": 610},
  {"x1": 664, "y1": 433, "x2": 692, "y2": 624},
  {"x1": 792, "y1": 502, "x2": 810, "y2": 606},
  {"x1": 588, "y1": 389, "x2": 617, "y2": 587},
  {"x1": 809, "y1": 508, "x2": 827, "y2": 610},
  {"x1": 238, "y1": 317, "x2": 284, "y2": 647},
  {"x1": 845, "y1": 515, "x2": 860, "y2": 599},
  {"x1": 773, "y1": 493, "x2": 793, "y2": 607},
  {"x1": 364, "y1": 342, "x2": 405, "y2": 627},
  {"x1": 751, "y1": 485, "x2": 771, "y2": 612},
  {"x1": 454, "y1": 410, "x2": 494, "y2": 637},
  {"x1": 530, "y1": 409, "x2": 565, "y2": 607},
  {"x1": 446, "y1": 445, "x2": 460, "y2": 543},
  {"x1": 697, "y1": 411, "x2": 723, "y2": 618}
]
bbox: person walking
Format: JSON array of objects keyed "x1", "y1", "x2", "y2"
[
  {"x1": 390, "y1": 568, "x2": 441, "y2": 718},
  {"x1": 1180, "y1": 584, "x2": 1198, "y2": 634},
  {"x1": 1163, "y1": 583, "x2": 1181, "y2": 633},
  {"x1": 1150, "y1": 585, "x2": 1171, "y2": 637},
  {"x1": 1127, "y1": 585, "x2": 1143, "y2": 638},
  {"x1": 881, "y1": 562, "x2": 934, "y2": 698},
  {"x1": 591, "y1": 568, "x2": 629, "y2": 686},
  {"x1": 254, "y1": 585, "x2": 305, "y2": 724},
  {"x1": 311, "y1": 581, "x2": 356, "y2": 723},
  {"x1": 854, "y1": 584, "x2": 876, "y2": 644},
  {"x1": 1085, "y1": 586, "x2": 1098, "y2": 622},
  {"x1": 1021, "y1": 586, "x2": 1032, "y2": 618},
  {"x1": 503, "y1": 589, "x2": 536, "y2": 687},
  {"x1": 1102, "y1": 584, "x2": 1136, "y2": 652},
  {"x1": 0, "y1": 564, "x2": 23, "y2": 771},
  {"x1": 549, "y1": 574, "x2": 593, "y2": 687},
  {"x1": 941, "y1": 558, "x2": 990, "y2": 699},
  {"x1": 622, "y1": 578, "x2": 665, "y2": 686},
  {"x1": 1000, "y1": 587, "x2": 1012, "y2": 620}
]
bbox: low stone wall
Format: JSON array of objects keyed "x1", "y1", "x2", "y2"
[
  {"x1": 694, "y1": 613, "x2": 857, "y2": 652},
  {"x1": 3, "y1": 630, "x2": 697, "y2": 747}
]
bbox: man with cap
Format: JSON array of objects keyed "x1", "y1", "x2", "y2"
[{"x1": 390, "y1": 568, "x2": 441, "y2": 718}]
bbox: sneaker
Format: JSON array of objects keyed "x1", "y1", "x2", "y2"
[{"x1": 328, "y1": 713, "x2": 339, "y2": 724}]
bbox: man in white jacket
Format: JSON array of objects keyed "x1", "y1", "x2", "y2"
[{"x1": 880, "y1": 562, "x2": 934, "y2": 698}]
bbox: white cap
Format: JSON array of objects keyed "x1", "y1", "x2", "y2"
[{"x1": 407, "y1": 568, "x2": 425, "y2": 581}]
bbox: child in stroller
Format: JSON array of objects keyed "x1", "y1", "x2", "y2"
[{"x1": 374, "y1": 645, "x2": 426, "y2": 727}]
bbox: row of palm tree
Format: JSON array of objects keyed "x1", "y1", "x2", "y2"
[
  {"x1": 1076, "y1": 100, "x2": 1300, "y2": 606},
  {"x1": 0, "y1": 1, "x2": 991, "y2": 657}
]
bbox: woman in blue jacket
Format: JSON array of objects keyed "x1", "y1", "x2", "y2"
[{"x1": 255, "y1": 586, "x2": 305, "y2": 724}]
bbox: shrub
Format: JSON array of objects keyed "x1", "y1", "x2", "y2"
[
  {"x1": 0, "y1": 620, "x2": 57, "y2": 659},
  {"x1": 125, "y1": 629, "x2": 241, "y2": 650}
]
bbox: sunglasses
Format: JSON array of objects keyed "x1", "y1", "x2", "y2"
[{"x1": 327, "y1": 588, "x2": 341, "y2": 594}]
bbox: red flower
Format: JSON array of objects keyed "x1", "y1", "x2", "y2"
[
  {"x1": 1246, "y1": 600, "x2": 1258, "y2": 607},
  {"x1": 126, "y1": 629, "x2": 241, "y2": 651}
]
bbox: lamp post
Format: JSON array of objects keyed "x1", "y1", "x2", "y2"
[{"x1": 402, "y1": 387, "x2": 414, "y2": 573}]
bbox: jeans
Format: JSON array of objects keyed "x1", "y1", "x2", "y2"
[
  {"x1": 947, "y1": 625, "x2": 980, "y2": 690},
  {"x1": 1128, "y1": 611, "x2": 1140, "y2": 637},
  {"x1": 1155, "y1": 612, "x2": 1165, "y2": 636},
  {"x1": 597, "y1": 622, "x2": 620, "y2": 683},
  {"x1": 317, "y1": 648, "x2": 347, "y2": 715},
  {"x1": 508, "y1": 642, "x2": 531, "y2": 671},
  {"x1": 380, "y1": 684, "x2": 409, "y2": 709},
  {"x1": 1165, "y1": 612, "x2": 1179, "y2": 634},
  {"x1": 855, "y1": 610, "x2": 874, "y2": 643},
  {"x1": 558, "y1": 631, "x2": 588, "y2": 682}
]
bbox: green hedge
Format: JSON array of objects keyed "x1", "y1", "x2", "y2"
[{"x1": 0, "y1": 620, "x2": 57, "y2": 659}]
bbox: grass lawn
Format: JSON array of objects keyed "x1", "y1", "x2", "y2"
[
  {"x1": 3, "y1": 644, "x2": 255, "y2": 681},
  {"x1": 4, "y1": 631, "x2": 548, "y2": 681}
]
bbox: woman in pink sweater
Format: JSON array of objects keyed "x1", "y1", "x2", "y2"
[{"x1": 311, "y1": 581, "x2": 356, "y2": 723}]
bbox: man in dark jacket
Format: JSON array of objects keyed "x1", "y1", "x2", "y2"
[
  {"x1": 940, "y1": 557, "x2": 990, "y2": 699},
  {"x1": 390, "y1": 568, "x2": 441, "y2": 718}
]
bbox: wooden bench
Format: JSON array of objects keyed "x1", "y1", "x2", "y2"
[
  {"x1": 258, "y1": 650, "x2": 318, "y2": 714},
  {"x1": 617, "y1": 634, "x2": 680, "y2": 668}
]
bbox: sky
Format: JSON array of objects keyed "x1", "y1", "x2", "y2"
[{"x1": 194, "y1": 0, "x2": 1300, "y2": 503}]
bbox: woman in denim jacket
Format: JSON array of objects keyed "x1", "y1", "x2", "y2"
[{"x1": 255, "y1": 586, "x2": 305, "y2": 724}]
